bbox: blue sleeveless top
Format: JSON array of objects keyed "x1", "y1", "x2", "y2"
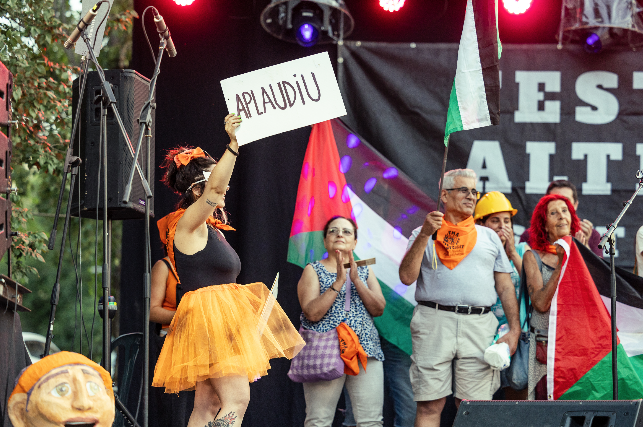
[{"x1": 300, "y1": 261, "x2": 384, "y2": 361}]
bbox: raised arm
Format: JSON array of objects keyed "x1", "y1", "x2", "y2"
[
  {"x1": 523, "y1": 247, "x2": 564, "y2": 313},
  {"x1": 349, "y1": 254, "x2": 385, "y2": 317},
  {"x1": 150, "y1": 260, "x2": 176, "y2": 325},
  {"x1": 399, "y1": 211, "x2": 443, "y2": 285},
  {"x1": 179, "y1": 114, "x2": 241, "y2": 233}
]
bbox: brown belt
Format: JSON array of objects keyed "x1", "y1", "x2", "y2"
[{"x1": 417, "y1": 300, "x2": 491, "y2": 315}]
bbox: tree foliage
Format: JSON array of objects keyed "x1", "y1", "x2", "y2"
[{"x1": 0, "y1": 0, "x2": 135, "y2": 356}]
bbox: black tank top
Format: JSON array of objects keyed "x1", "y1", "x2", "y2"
[{"x1": 173, "y1": 226, "x2": 241, "y2": 305}]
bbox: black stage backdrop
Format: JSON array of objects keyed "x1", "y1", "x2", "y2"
[
  {"x1": 118, "y1": 0, "x2": 629, "y2": 426},
  {"x1": 339, "y1": 42, "x2": 643, "y2": 267}
]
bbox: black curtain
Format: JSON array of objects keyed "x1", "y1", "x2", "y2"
[{"x1": 121, "y1": 0, "x2": 564, "y2": 425}]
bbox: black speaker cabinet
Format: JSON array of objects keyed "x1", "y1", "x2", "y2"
[
  {"x1": 453, "y1": 400, "x2": 643, "y2": 427},
  {"x1": 71, "y1": 69, "x2": 154, "y2": 220}
]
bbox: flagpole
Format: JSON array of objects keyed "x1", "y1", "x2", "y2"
[{"x1": 432, "y1": 137, "x2": 449, "y2": 240}]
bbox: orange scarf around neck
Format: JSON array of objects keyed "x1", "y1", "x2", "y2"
[
  {"x1": 544, "y1": 244, "x2": 558, "y2": 255},
  {"x1": 337, "y1": 323, "x2": 368, "y2": 376},
  {"x1": 435, "y1": 216, "x2": 477, "y2": 270}
]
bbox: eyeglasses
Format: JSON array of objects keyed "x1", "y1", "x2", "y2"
[
  {"x1": 445, "y1": 187, "x2": 481, "y2": 200},
  {"x1": 327, "y1": 227, "x2": 354, "y2": 237}
]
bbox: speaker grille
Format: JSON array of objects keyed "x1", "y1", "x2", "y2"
[{"x1": 71, "y1": 70, "x2": 154, "y2": 220}]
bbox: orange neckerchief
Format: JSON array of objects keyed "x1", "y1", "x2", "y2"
[
  {"x1": 435, "y1": 216, "x2": 477, "y2": 270},
  {"x1": 544, "y1": 244, "x2": 558, "y2": 255},
  {"x1": 157, "y1": 209, "x2": 235, "y2": 282},
  {"x1": 337, "y1": 323, "x2": 368, "y2": 376}
]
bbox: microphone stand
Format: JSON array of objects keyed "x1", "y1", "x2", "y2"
[
  {"x1": 598, "y1": 169, "x2": 643, "y2": 400},
  {"x1": 121, "y1": 38, "x2": 166, "y2": 427},
  {"x1": 43, "y1": 156, "x2": 82, "y2": 357},
  {"x1": 49, "y1": 58, "x2": 89, "y2": 251},
  {"x1": 75, "y1": 29, "x2": 145, "y2": 427},
  {"x1": 43, "y1": 57, "x2": 90, "y2": 357}
]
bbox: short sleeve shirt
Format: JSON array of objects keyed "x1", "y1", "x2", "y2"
[{"x1": 408, "y1": 224, "x2": 513, "y2": 307}]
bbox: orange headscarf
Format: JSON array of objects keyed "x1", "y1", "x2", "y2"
[
  {"x1": 435, "y1": 216, "x2": 478, "y2": 270},
  {"x1": 173, "y1": 147, "x2": 207, "y2": 167},
  {"x1": 8, "y1": 351, "x2": 113, "y2": 403},
  {"x1": 337, "y1": 323, "x2": 368, "y2": 376}
]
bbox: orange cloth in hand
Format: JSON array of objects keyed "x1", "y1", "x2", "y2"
[
  {"x1": 435, "y1": 216, "x2": 477, "y2": 270},
  {"x1": 337, "y1": 323, "x2": 367, "y2": 376}
]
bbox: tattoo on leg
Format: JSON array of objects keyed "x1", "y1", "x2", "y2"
[
  {"x1": 205, "y1": 411, "x2": 238, "y2": 427},
  {"x1": 205, "y1": 198, "x2": 217, "y2": 207}
]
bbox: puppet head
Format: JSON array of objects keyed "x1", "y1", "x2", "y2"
[{"x1": 8, "y1": 351, "x2": 115, "y2": 427}]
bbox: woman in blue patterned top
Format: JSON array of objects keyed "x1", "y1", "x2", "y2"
[{"x1": 297, "y1": 216, "x2": 386, "y2": 427}]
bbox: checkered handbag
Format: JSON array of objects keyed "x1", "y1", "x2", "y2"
[{"x1": 287, "y1": 327, "x2": 344, "y2": 383}]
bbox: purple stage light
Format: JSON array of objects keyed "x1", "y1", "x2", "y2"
[
  {"x1": 328, "y1": 181, "x2": 337, "y2": 198},
  {"x1": 346, "y1": 134, "x2": 361, "y2": 148},
  {"x1": 364, "y1": 177, "x2": 377, "y2": 193},
  {"x1": 383, "y1": 167, "x2": 398, "y2": 179},
  {"x1": 296, "y1": 23, "x2": 319, "y2": 47},
  {"x1": 340, "y1": 155, "x2": 353, "y2": 173}
]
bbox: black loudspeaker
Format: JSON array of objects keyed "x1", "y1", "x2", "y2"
[
  {"x1": 71, "y1": 69, "x2": 154, "y2": 220},
  {"x1": 0, "y1": 61, "x2": 12, "y2": 126},
  {"x1": 453, "y1": 400, "x2": 643, "y2": 427}
]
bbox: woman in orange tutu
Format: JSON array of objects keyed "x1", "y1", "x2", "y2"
[{"x1": 152, "y1": 114, "x2": 304, "y2": 427}]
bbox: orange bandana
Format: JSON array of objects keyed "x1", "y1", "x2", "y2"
[
  {"x1": 435, "y1": 216, "x2": 477, "y2": 270},
  {"x1": 544, "y1": 244, "x2": 558, "y2": 255},
  {"x1": 337, "y1": 323, "x2": 368, "y2": 376},
  {"x1": 173, "y1": 147, "x2": 207, "y2": 167},
  {"x1": 157, "y1": 209, "x2": 235, "y2": 282},
  {"x1": 9, "y1": 351, "x2": 113, "y2": 403}
]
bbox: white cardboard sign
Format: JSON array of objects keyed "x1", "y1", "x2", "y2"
[{"x1": 220, "y1": 52, "x2": 346, "y2": 146}]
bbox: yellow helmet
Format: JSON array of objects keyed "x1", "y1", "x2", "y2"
[{"x1": 473, "y1": 191, "x2": 518, "y2": 221}]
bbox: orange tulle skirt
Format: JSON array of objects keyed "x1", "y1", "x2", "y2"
[{"x1": 152, "y1": 282, "x2": 305, "y2": 393}]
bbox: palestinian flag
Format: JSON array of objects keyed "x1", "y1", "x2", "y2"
[
  {"x1": 444, "y1": 0, "x2": 501, "y2": 145},
  {"x1": 547, "y1": 236, "x2": 643, "y2": 400},
  {"x1": 288, "y1": 119, "x2": 436, "y2": 354}
]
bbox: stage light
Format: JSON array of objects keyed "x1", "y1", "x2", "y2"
[
  {"x1": 261, "y1": 0, "x2": 354, "y2": 47},
  {"x1": 292, "y1": 3, "x2": 323, "y2": 46},
  {"x1": 380, "y1": 0, "x2": 405, "y2": 12},
  {"x1": 584, "y1": 32, "x2": 602, "y2": 53},
  {"x1": 173, "y1": 0, "x2": 195, "y2": 5},
  {"x1": 558, "y1": 0, "x2": 643, "y2": 50},
  {"x1": 502, "y1": 0, "x2": 532, "y2": 14}
]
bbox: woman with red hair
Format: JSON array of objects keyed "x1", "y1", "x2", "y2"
[{"x1": 523, "y1": 194, "x2": 581, "y2": 400}]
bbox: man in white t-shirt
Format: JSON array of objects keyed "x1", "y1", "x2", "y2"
[{"x1": 399, "y1": 169, "x2": 520, "y2": 427}]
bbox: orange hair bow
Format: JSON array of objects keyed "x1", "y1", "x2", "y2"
[{"x1": 174, "y1": 147, "x2": 207, "y2": 167}]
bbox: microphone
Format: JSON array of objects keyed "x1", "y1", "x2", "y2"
[
  {"x1": 153, "y1": 10, "x2": 177, "y2": 57},
  {"x1": 64, "y1": 4, "x2": 100, "y2": 49}
]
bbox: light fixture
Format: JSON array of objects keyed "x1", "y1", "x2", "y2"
[
  {"x1": 380, "y1": 0, "x2": 405, "y2": 12},
  {"x1": 558, "y1": 0, "x2": 643, "y2": 50},
  {"x1": 502, "y1": 0, "x2": 532, "y2": 15},
  {"x1": 260, "y1": 0, "x2": 354, "y2": 47},
  {"x1": 173, "y1": 0, "x2": 195, "y2": 5},
  {"x1": 584, "y1": 31, "x2": 603, "y2": 53}
]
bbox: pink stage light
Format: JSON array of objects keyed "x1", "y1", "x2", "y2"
[
  {"x1": 173, "y1": 0, "x2": 195, "y2": 5},
  {"x1": 502, "y1": 0, "x2": 532, "y2": 14},
  {"x1": 379, "y1": 0, "x2": 405, "y2": 12}
]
